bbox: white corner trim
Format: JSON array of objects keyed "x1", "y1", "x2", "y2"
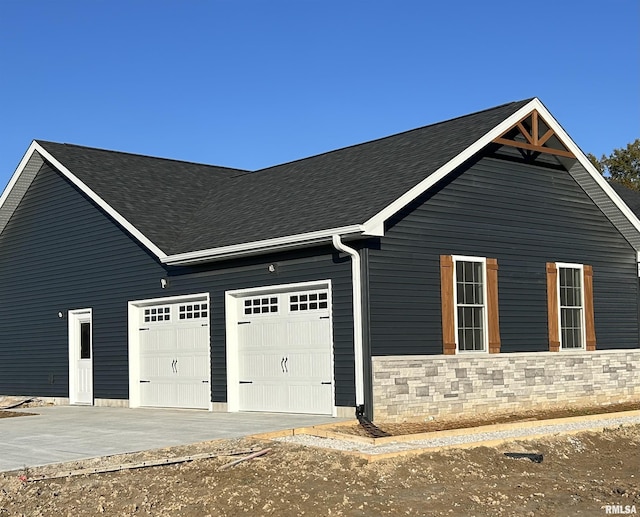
[
  {"x1": 1, "y1": 142, "x2": 168, "y2": 259},
  {"x1": 163, "y1": 225, "x2": 365, "y2": 265}
]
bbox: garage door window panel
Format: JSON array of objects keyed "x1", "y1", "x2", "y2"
[
  {"x1": 290, "y1": 291, "x2": 329, "y2": 312},
  {"x1": 144, "y1": 306, "x2": 171, "y2": 323},
  {"x1": 244, "y1": 297, "x2": 278, "y2": 315}
]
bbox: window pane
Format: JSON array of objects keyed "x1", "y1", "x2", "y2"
[
  {"x1": 80, "y1": 322, "x2": 91, "y2": 359},
  {"x1": 455, "y1": 260, "x2": 485, "y2": 352},
  {"x1": 559, "y1": 267, "x2": 584, "y2": 349},
  {"x1": 456, "y1": 261, "x2": 483, "y2": 304},
  {"x1": 457, "y1": 306, "x2": 484, "y2": 351},
  {"x1": 561, "y1": 307, "x2": 582, "y2": 349}
]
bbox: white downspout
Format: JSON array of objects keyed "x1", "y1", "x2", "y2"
[{"x1": 332, "y1": 234, "x2": 365, "y2": 414}]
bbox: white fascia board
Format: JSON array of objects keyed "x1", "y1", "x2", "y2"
[
  {"x1": 31, "y1": 142, "x2": 168, "y2": 259},
  {"x1": 362, "y1": 98, "x2": 640, "y2": 242},
  {"x1": 162, "y1": 225, "x2": 365, "y2": 265},
  {"x1": 361, "y1": 99, "x2": 541, "y2": 235},
  {"x1": 0, "y1": 140, "x2": 40, "y2": 209},
  {"x1": 532, "y1": 102, "x2": 640, "y2": 237}
]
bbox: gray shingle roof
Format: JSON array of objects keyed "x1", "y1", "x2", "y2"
[
  {"x1": 176, "y1": 99, "x2": 533, "y2": 253},
  {"x1": 609, "y1": 181, "x2": 640, "y2": 217},
  {"x1": 36, "y1": 99, "x2": 533, "y2": 256},
  {"x1": 35, "y1": 141, "x2": 249, "y2": 254}
]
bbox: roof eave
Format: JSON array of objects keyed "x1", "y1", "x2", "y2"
[
  {"x1": 161, "y1": 225, "x2": 367, "y2": 265},
  {"x1": 361, "y1": 98, "x2": 640, "y2": 249},
  {"x1": 0, "y1": 142, "x2": 168, "y2": 260}
]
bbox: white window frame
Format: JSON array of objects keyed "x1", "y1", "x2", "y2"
[
  {"x1": 452, "y1": 255, "x2": 489, "y2": 353},
  {"x1": 556, "y1": 262, "x2": 586, "y2": 351}
]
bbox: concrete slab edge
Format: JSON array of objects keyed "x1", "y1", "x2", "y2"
[
  {"x1": 351, "y1": 422, "x2": 640, "y2": 463},
  {"x1": 306, "y1": 409, "x2": 640, "y2": 445},
  {"x1": 250, "y1": 410, "x2": 640, "y2": 463}
]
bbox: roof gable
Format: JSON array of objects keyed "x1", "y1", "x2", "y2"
[
  {"x1": 170, "y1": 99, "x2": 534, "y2": 255},
  {"x1": 4, "y1": 98, "x2": 640, "y2": 264},
  {"x1": 0, "y1": 142, "x2": 249, "y2": 257}
]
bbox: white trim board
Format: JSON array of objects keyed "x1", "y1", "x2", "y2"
[
  {"x1": 361, "y1": 98, "x2": 640, "y2": 246},
  {"x1": 0, "y1": 141, "x2": 167, "y2": 260},
  {"x1": 6, "y1": 100, "x2": 640, "y2": 266},
  {"x1": 162, "y1": 225, "x2": 366, "y2": 265}
]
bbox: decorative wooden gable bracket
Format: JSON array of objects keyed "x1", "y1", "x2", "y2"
[{"x1": 493, "y1": 110, "x2": 575, "y2": 159}]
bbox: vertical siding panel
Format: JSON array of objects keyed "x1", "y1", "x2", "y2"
[
  {"x1": 486, "y1": 258, "x2": 501, "y2": 353},
  {"x1": 583, "y1": 265, "x2": 596, "y2": 350},
  {"x1": 439, "y1": 255, "x2": 455, "y2": 355},
  {"x1": 546, "y1": 263, "x2": 560, "y2": 352}
]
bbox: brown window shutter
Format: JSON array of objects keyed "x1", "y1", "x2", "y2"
[
  {"x1": 583, "y1": 265, "x2": 596, "y2": 350},
  {"x1": 486, "y1": 258, "x2": 501, "y2": 353},
  {"x1": 546, "y1": 262, "x2": 560, "y2": 351},
  {"x1": 440, "y1": 255, "x2": 456, "y2": 355}
]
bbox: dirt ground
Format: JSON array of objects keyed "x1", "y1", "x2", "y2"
[{"x1": 0, "y1": 423, "x2": 638, "y2": 517}]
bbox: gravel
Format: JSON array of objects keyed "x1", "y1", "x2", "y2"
[{"x1": 276, "y1": 414, "x2": 640, "y2": 455}]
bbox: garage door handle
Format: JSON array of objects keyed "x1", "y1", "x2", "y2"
[
  {"x1": 202, "y1": 380, "x2": 209, "y2": 383},
  {"x1": 282, "y1": 357, "x2": 288, "y2": 373},
  {"x1": 140, "y1": 380, "x2": 150, "y2": 383},
  {"x1": 239, "y1": 381, "x2": 253, "y2": 384},
  {"x1": 321, "y1": 382, "x2": 332, "y2": 385}
]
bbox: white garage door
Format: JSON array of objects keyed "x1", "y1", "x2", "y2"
[
  {"x1": 138, "y1": 299, "x2": 210, "y2": 409},
  {"x1": 237, "y1": 288, "x2": 333, "y2": 415}
]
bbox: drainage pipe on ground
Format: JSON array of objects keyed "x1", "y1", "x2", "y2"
[{"x1": 332, "y1": 234, "x2": 365, "y2": 416}]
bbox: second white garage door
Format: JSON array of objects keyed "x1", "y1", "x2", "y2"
[
  {"x1": 138, "y1": 298, "x2": 211, "y2": 409},
  {"x1": 237, "y1": 287, "x2": 333, "y2": 415}
]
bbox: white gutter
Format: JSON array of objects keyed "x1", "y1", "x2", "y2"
[
  {"x1": 163, "y1": 225, "x2": 365, "y2": 265},
  {"x1": 331, "y1": 234, "x2": 365, "y2": 414}
]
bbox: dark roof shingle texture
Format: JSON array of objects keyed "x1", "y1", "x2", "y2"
[
  {"x1": 38, "y1": 99, "x2": 533, "y2": 255},
  {"x1": 36, "y1": 141, "x2": 249, "y2": 254},
  {"x1": 608, "y1": 181, "x2": 640, "y2": 217}
]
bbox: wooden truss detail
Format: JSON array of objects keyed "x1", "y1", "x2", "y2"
[{"x1": 493, "y1": 110, "x2": 575, "y2": 159}]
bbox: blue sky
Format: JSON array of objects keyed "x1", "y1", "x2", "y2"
[{"x1": 0, "y1": 1, "x2": 638, "y2": 189}]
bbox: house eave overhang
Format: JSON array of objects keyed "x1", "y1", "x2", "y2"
[
  {"x1": 360, "y1": 98, "x2": 640, "y2": 249},
  {"x1": 161, "y1": 225, "x2": 368, "y2": 266},
  {"x1": 0, "y1": 141, "x2": 168, "y2": 260}
]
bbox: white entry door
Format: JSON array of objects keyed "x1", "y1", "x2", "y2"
[
  {"x1": 68, "y1": 309, "x2": 93, "y2": 405},
  {"x1": 237, "y1": 288, "x2": 333, "y2": 414},
  {"x1": 137, "y1": 299, "x2": 211, "y2": 409}
]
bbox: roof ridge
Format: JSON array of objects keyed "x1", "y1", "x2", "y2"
[
  {"x1": 35, "y1": 140, "x2": 250, "y2": 174},
  {"x1": 254, "y1": 98, "x2": 535, "y2": 173}
]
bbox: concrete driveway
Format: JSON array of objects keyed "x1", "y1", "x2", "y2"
[{"x1": 0, "y1": 405, "x2": 343, "y2": 472}]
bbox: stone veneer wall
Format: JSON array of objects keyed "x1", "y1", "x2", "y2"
[{"x1": 372, "y1": 350, "x2": 639, "y2": 422}]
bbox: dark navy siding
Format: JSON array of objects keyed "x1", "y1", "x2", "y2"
[
  {"x1": 0, "y1": 164, "x2": 355, "y2": 406},
  {"x1": 368, "y1": 154, "x2": 639, "y2": 356},
  {"x1": 0, "y1": 163, "x2": 166, "y2": 398}
]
